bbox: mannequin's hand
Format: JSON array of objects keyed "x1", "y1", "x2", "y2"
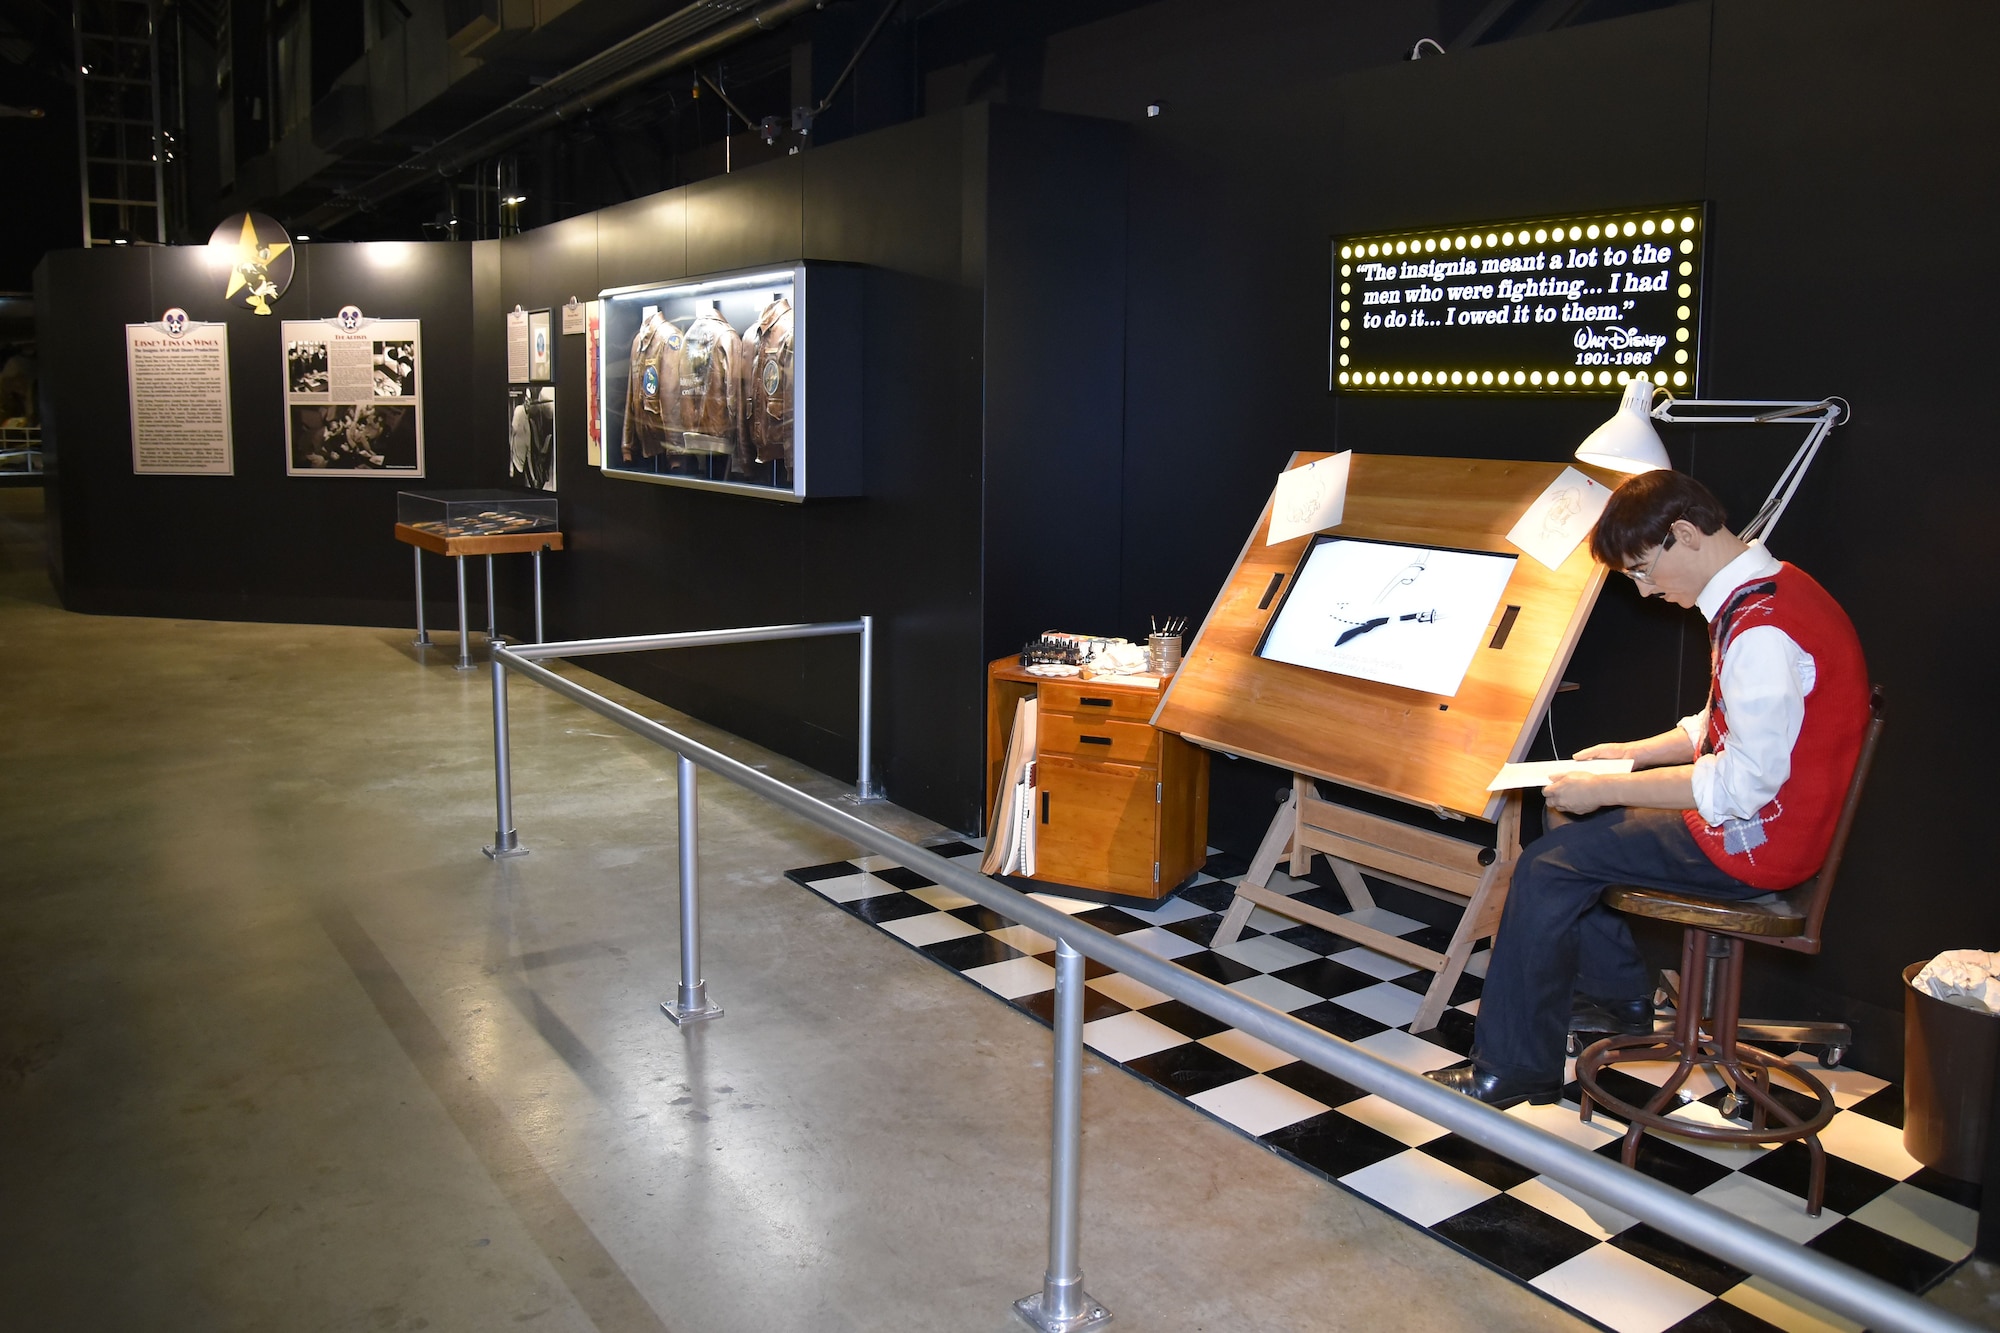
[
  {"x1": 1574, "y1": 741, "x2": 1640, "y2": 762},
  {"x1": 1543, "y1": 772, "x2": 1611, "y2": 815}
]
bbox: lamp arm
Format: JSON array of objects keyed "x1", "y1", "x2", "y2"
[
  {"x1": 1742, "y1": 410, "x2": 1841, "y2": 542},
  {"x1": 1645, "y1": 395, "x2": 1847, "y2": 543}
]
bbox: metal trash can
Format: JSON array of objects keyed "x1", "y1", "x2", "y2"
[{"x1": 1903, "y1": 960, "x2": 2000, "y2": 1181}]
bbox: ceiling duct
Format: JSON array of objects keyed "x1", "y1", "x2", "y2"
[{"x1": 299, "y1": 0, "x2": 824, "y2": 231}]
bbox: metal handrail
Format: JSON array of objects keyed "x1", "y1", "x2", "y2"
[{"x1": 483, "y1": 640, "x2": 1979, "y2": 1333}]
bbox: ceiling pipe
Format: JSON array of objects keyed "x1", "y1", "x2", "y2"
[{"x1": 299, "y1": 0, "x2": 824, "y2": 231}]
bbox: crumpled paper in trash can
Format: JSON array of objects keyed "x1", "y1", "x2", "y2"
[{"x1": 1911, "y1": 950, "x2": 2000, "y2": 1013}]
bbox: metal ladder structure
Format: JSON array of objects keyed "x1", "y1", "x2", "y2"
[{"x1": 73, "y1": 0, "x2": 166, "y2": 246}]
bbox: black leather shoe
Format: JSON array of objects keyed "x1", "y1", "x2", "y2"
[
  {"x1": 1569, "y1": 994, "x2": 1656, "y2": 1035},
  {"x1": 1425, "y1": 1060, "x2": 1561, "y2": 1109}
]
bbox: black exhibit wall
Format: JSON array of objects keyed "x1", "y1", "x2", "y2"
[
  {"x1": 476, "y1": 104, "x2": 1129, "y2": 831},
  {"x1": 1005, "y1": 0, "x2": 1994, "y2": 1073},
  {"x1": 36, "y1": 241, "x2": 504, "y2": 625}
]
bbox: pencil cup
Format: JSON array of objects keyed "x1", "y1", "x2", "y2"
[{"x1": 1148, "y1": 633, "x2": 1182, "y2": 675}]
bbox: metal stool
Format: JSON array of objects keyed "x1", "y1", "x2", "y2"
[{"x1": 1576, "y1": 686, "x2": 1884, "y2": 1217}]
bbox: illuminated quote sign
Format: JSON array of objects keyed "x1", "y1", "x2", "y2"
[{"x1": 1331, "y1": 204, "x2": 1704, "y2": 394}]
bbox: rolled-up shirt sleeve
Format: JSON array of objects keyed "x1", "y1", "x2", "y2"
[{"x1": 1688, "y1": 625, "x2": 1815, "y2": 825}]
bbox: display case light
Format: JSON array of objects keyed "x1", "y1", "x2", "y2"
[{"x1": 1574, "y1": 377, "x2": 1849, "y2": 539}]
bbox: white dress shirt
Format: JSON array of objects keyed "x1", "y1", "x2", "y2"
[{"x1": 1675, "y1": 541, "x2": 1817, "y2": 826}]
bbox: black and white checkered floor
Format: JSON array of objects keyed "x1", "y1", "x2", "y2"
[{"x1": 786, "y1": 843, "x2": 1982, "y2": 1333}]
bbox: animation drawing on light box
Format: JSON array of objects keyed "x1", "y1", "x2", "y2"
[{"x1": 1256, "y1": 536, "x2": 1518, "y2": 696}]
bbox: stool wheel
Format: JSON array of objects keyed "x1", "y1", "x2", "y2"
[{"x1": 1818, "y1": 1045, "x2": 1846, "y2": 1069}]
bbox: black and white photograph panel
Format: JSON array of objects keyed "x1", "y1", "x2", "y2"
[
  {"x1": 286, "y1": 340, "x2": 328, "y2": 394},
  {"x1": 371, "y1": 340, "x2": 417, "y2": 398},
  {"x1": 290, "y1": 403, "x2": 419, "y2": 473},
  {"x1": 507, "y1": 384, "x2": 556, "y2": 491}
]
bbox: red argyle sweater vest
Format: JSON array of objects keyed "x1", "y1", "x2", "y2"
[{"x1": 1685, "y1": 563, "x2": 1869, "y2": 889}]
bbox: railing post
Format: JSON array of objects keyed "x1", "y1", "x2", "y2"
[
  {"x1": 483, "y1": 652, "x2": 528, "y2": 859},
  {"x1": 661, "y1": 753, "x2": 723, "y2": 1025},
  {"x1": 532, "y1": 548, "x2": 545, "y2": 645},
  {"x1": 1015, "y1": 938, "x2": 1110, "y2": 1332},
  {"x1": 855, "y1": 614, "x2": 882, "y2": 801},
  {"x1": 454, "y1": 555, "x2": 473, "y2": 671},
  {"x1": 412, "y1": 546, "x2": 432, "y2": 647}
]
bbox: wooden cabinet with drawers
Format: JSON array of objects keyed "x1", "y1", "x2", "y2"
[{"x1": 986, "y1": 657, "x2": 1210, "y2": 902}]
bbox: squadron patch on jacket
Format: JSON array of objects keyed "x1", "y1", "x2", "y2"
[
  {"x1": 642, "y1": 365, "x2": 658, "y2": 395},
  {"x1": 761, "y1": 358, "x2": 783, "y2": 397}
]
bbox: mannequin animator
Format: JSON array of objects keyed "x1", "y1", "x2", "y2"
[{"x1": 1427, "y1": 470, "x2": 1869, "y2": 1107}]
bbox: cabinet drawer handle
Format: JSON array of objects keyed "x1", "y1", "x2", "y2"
[
  {"x1": 1080, "y1": 735, "x2": 1112, "y2": 746},
  {"x1": 1040, "y1": 791, "x2": 1050, "y2": 824},
  {"x1": 1080, "y1": 696, "x2": 1114, "y2": 707}
]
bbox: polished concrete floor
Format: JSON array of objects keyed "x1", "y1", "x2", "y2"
[{"x1": 0, "y1": 484, "x2": 1991, "y2": 1333}]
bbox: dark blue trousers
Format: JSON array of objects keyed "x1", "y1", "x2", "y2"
[{"x1": 1469, "y1": 806, "x2": 1760, "y2": 1085}]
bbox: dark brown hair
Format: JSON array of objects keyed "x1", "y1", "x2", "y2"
[{"x1": 1590, "y1": 470, "x2": 1730, "y2": 567}]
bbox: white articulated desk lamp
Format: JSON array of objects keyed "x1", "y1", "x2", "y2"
[{"x1": 1575, "y1": 377, "x2": 1848, "y2": 540}]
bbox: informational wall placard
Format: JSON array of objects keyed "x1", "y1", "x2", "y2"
[
  {"x1": 506, "y1": 307, "x2": 531, "y2": 385},
  {"x1": 280, "y1": 306, "x2": 424, "y2": 476},
  {"x1": 508, "y1": 385, "x2": 556, "y2": 491},
  {"x1": 528, "y1": 309, "x2": 553, "y2": 381},
  {"x1": 1332, "y1": 204, "x2": 1704, "y2": 395},
  {"x1": 126, "y1": 309, "x2": 234, "y2": 474}
]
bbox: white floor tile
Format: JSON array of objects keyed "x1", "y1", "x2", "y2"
[
  {"x1": 1818, "y1": 1107, "x2": 1921, "y2": 1179},
  {"x1": 1114, "y1": 895, "x2": 1209, "y2": 925},
  {"x1": 1028, "y1": 892, "x2": 1098, "y2": 915},
  {"x1": 1505, "y1": 1100, "x2": 1626, "y2": 1152},
  {"x1": 1531, "y1": 1243, "x2": 1712, "y2": 1333},
  {"x1": 988, "y1": 924, "x2": 1054, "y2": 954},
  {"x1": 810, "y1": 871, "x2": 905, "y2": 903},
  {"x1": 1692, "y1": 1174, "x2": 1844, "y2": 1244},
  {"x1": 946, "y1": 850, "x2": 987, "y2": 866},
  {"x1": 1330, "y1": 980, "x2": 1423, "y2": 1027},
  {"x1": 963, "y1": 956, "x2": 1056, "y2": 1000},
  {"x1": 1721, "y1": 1277, "x2": 1863, "y2": 1333},
  {"x1": 908, "y1": 884, "x2": 976, "y2": 911},
  {"x1": 1087, "y1": 972, "x2": 1172, "y2": 1009},
  {"x1": 1508, "y1": 1177, "x2": 1638, "y2": 1240},
  {"x1": 1246, "y1": 905, "x2": 1304, "y2": 933},
  {"x1": 1649, "y1": 1101, "x2": 1777, "y2": 1171},
  {"x1": 1609, "y1": 1058, "x2": 1727, "y2": 1100},
  {"x1": 1119, "y1": 925, "x2": 1205, "y2": 961},
  {"x1": 1352, "y1": 1027, "x2": 1459, "y2": 1074},
  {"x1": 1227, "y1": 973, "x2": 1321, "y2": 1012},
  {"x1": 850, "y1": 853, "x2": 902, "y2": 872},
  {"x1": 1340, "y1": 1149, "x2": 1497, "y2": 1226},
  {"x1": 1330, "y1": 946, "x2": 1418, "y2": 981},
  {"x1": 1848, "y1": 1181, "x2": 1978, "y2": 1261},
  {"x1": 1783, "y1": 1053, "x2": 1888, "y2": 1108},
  {"x1": 1337, "y1": 1094, "x2": 1448, "y2": 1146},
  {"x1": 1456, "y1": 997, "x2": 1481, "y2": 1016},
  {"x1": 1465, "y1": 948, "x2": 1491, "y2": 978},
  {"x1": 1199, "y1": 1028, "x2": 1297, "y2": 1073},
  {"x1": 1341, "y1": 905, "x2": 1426, "y2": 937},
  {"x1": 1188, "y1": 1073, "x2": 1330, "y2": 1137},
  {"x1": 881, "y1": 911, "x2": 982, "y2": 947},
  {"x1": 1082, "y1": 1010, "x2": 1190, "y2": 1062},
  {"x1": 1213, "y1": 932, "x2": 1319, "y2": 973}
]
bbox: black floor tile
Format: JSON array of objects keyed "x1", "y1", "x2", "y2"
[
  {"x1": 1294, "y1": 885, "x2": 1360, "y2": 917},
  {"x1": 1574, "y1": 1065, "x2": 1670, "y2": 1117},
  {"x1": 1391, "y1": 968, "x2": 1483, "y2": 1006},
  {"x1": 1124, "y1": 1042, "x2": 1256, "y2": 1098},
  {"x1": 1905, "y1": 1167, "x2": 1981, "y2": 1211},
  {"x1": 1425, "y1": 1007, "x2": 1478, "y2": 1056},
  {"x1": 1136, "y1": 999, "x2": 1232, "y2": 1042},
  {"x1": 1162, "y1": 915, "x2": 1234, "y2": 947},
  {"x1": 948, "y1": 903, "x2": 1017, "y2": 932},
  {"x1": 1806, "y1": 1217, "x2": 1956, "y2": 1292},
  {"x1": 1200, "y1": 851, "x2": 1251, "y2": 880},
  {"x1": 923, "y1": 839, "x2": 979, "y2": 858},
  {"x1": 844, "y1": 893, "x2": 939, "y2": 925},
  {"x1": 1270, "y1": 921, "x2": 1355, "y2": 954},
  {"x1": 1664, "y1": 1299, "x2": 1788, "y2": 1332},
  {"x1": 1265, "y1": 1060, "x2": 1370, "y2": 1110},
  {"x1": 1016, "y1": 987, "x2": 1129, "y2": 1026},
  {"x1": 1263, "y1": 1109, "x2": 1408, "y2": 1179},
  {"x1": 1071, "y1": 906, "x2": 1149, "y2": 935},
  {"x1": 1170, "y1": 950, "x2": 1264, "y2": 986},
  {"x1": 1419, "y1": 1133, "x2": 1540, "y2": 1191},
  {"x1": 1847, "y1": 1082, "x2": 1905, "y2": 1128},
  {"x1": 1290, "y1": 998, "x2": 1390, "y2": 1043},
  {"x1": 920, "y1": 934, "x2": 1025, "y2": 971},
  {"x1": 1610, "y1": 1224, "x2": 1748, "y2": 1294},
  {"x1": 1178, "y1": 878, "x2": 1241, "y2": 912},
  {"x1": 1400, "y1": 923, "x2": 1459, "y2": 954},
  {"x1": 1696, "y1": 1078, "x2": 1824, "y2": 1127},
  {"x1": 1431, "y1": 1193, "x2": 1599, "y2": 1280},
  {"x1": 1594, "y1": 1133, "x2": 1732, "y2": 1194},
  {"x1": 1741, "y1": 1141, "x2": 1897, "y2": 1216},
  {"x1": 787, "y1": 860, "x2": 860, "y2": 883},
  {"x1": 1271, "y1": 957, "x2": 1381, "y2": 999},
  {"x1": 871, "y1": 865, "x2": 936, "y2": 891}
]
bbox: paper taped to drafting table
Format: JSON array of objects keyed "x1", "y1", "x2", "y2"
[
  {"x1": 1486, "y1": 758, "x2": 1635, "y2": 791},
  {"x1": 1506, "y1": 466, "x2": 1611, "y2": 571},
  {"x1": 1267, "y1": 451, "x2": 1351, "y2": 546}
]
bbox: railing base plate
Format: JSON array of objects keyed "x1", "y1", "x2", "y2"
[
  {"x1": 662, "y1": 998, "x2": 724, "y2": 1026},
  {"x1": 1013, "y1": 1291, "x2": 1111, "y2": 1332}
]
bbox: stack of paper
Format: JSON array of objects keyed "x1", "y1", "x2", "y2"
[{"x1": 981, "y1": 697, "x2": 1040, "y2": 877}]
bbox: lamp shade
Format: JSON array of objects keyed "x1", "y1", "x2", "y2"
[{"x1": 1575, "y1": 377, "x2": 1670, "y2": 473}]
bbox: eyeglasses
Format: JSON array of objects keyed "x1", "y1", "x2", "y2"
[{"x1": 1622, "y1": 531, "x2": 1677, "y2": 585}]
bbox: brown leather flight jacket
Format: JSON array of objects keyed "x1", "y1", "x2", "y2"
[
  {"x1": 675, "y1": 309, "x2": 742, "y2": 454},
  {"x1": 622, "y1": 313, "x2": 683, "y2": 459},
  {"x1": 739, "y1": 297, "x2": 794, "y2": 470}
]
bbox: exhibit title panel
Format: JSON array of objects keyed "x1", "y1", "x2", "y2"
[{"x1": 1332, "y1": 204, "x2": 1704, "y2": 395}]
